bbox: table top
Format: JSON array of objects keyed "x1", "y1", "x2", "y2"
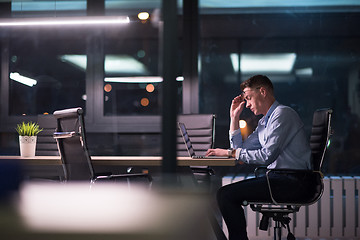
[{"x1": 0, "y1": 155, "x2": 237, "y2": 167}]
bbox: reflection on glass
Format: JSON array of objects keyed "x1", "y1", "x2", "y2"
[
  {"x1": 10, "y1": 72, "x2": 37, "y2": 87},
  {"x1": 240, "y1": 53, "x2": 296, "y2": 74},
  {"x1": 200, "y1": 8, "x2": 360, "y2": 175},
  {"x1": 9, "y1": 34, "x2": 86, "y2": 116},
  {"x1": 103, "y1": 33, "x2": 183, "y2": 115}
]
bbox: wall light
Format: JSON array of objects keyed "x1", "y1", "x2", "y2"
[
  {"x1": 140, "y1": 98, "x2": 150, "y2": 107},
  {"x1": 104, "y1": 84, "x2": 112, "y2": 93},
  {"x1": 0, "y1": 16, "x2": 130, "y2": 27},
  {"x1": 146, "y1": 84, "x2": 155, "y2": 93},
  {"x1": 239, "y1": 120, "x2": 247, "y2": 129},
  {"x1": 138, "y1": 12, "x2": 150, "y2": 21},
  {"x1": 10, "y1": 72, "x2": 37, "y2": 87}
]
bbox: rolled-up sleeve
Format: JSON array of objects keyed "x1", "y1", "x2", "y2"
[
  {"x1": 229, "y1": 126, "x2": 262, "y2": 162},
  {"x1": 229, "y1": 129, "x2": 242, "y2": 149}
]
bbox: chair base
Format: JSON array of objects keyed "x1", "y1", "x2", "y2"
[{"x1": 258, "y1": 210, "x2": 296, "y2": 240}]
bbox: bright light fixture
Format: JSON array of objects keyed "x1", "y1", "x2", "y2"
[
  {"x1": 239, "y1": 120, "x2": 247, "y2": 129},
  {"x1": 104, "y1": 76, "x2": 184, "y2": 83},
  {"x1": 60, "y1": 55, "x2": 87, "y2": 70},
  {"x1": 138, "y1": 12, "x2": 150, "y2": 20},
  {"x1": 104, "y1": 55, "x2": 149, "y2": 75},
  {"x1": 60, "y1": 54, "x2": 184, "y2": 83},
  {"x1": 295, "y1": 67, "x2": 313, "y2": 77},
  {"x1": 230, "y1": 53, "x2": 239, "y2": 73},
  {"x1": 60, "y1": 54, "x2": 149, "y2": 75},
  {"x1": 10, "y1": 72, "x2": 37, "y2": 87},
  {"x1": 240, "y1": 53, "x2": 296, "y2": 73},
  {"x1": 0, "y1": 16, "x2": 130, "y2": 27}
]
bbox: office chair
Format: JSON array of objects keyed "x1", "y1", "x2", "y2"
[
  {"x1": 242, "y1": 108, "x2": 332, "y2": 240},
  {"x1": 22, "y1": 114, "x2": 64, "y2": 180},
  {"x1": 53, "y1": 107, "x2": 152, "y2": 184},
  {"x1": 177, "y1": 114, "x2": 217, "y2": 186},
  {"x1": 36, "y1": 114, "x2": 59, "y2": 156}
]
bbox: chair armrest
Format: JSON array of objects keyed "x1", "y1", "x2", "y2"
[
  {"x1": 53, "y1": 131, "x2": 76, "y2": 139},
  {"x1": 254, "y1": 166, "x2": 268, "y2": 177},
  {"x1": 265, "y1": 169, "x2": 323, "y2": 205},
  {"x1": 95, "y1": 173, "x2": 152, "y2": 182}
]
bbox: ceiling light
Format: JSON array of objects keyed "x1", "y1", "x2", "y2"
[
  {"x1": 10, "y1": 72, "x2": 37, "y2": 87},
  {"x1": 104, "y1": 76, "x2": 184, "y2": 83},
  {"x1": 0, "y1": 16, "x2": 130, "y2": 27},
  {"x1": 240, "y1": 53, "x2": 296, "y2": 74}
]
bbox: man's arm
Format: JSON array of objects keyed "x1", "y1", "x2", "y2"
[
  {"x1": 206, "y1": 94, "x2": 257, "y2": 159},
  {"x1": 229, "y1": 94, "x2": 245, "y2": 132}
]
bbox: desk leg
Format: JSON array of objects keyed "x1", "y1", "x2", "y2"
[
  {"x1": 176, "y1": 166, "x2": 199, "y2": 189},
  {"x1": 208, "y1": 210, "x2": 227, "y2": 240},
  {"x1": 177, "y1": 166, "x2": 227, "y2": 240}
]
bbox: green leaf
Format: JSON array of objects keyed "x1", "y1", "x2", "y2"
[{"x1": 15, "y1": 121, "x2": 43, "y2": 136}]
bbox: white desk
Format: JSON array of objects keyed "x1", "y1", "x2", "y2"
[{"x1": 0, "y1": 155, "x2": 237, "y2": 167}]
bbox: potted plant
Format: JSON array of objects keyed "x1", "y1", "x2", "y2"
[{"x1": 16, "y1": 121, "x2": 43, "y2": 157}]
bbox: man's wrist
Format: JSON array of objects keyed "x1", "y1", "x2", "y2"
[{"x1": 227, "y1": 148, "x2": 236, "y2": 158}]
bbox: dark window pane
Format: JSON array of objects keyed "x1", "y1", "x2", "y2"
[
  {"x1": 8, "y1": 31, "x2": 86, "y2": 116},
  {"x1": 200, "y1": 12, "x2": 360, "y2": 175}
]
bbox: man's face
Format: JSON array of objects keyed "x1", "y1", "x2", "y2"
[{"x1": 243, "y1": 87, "x2": 264, "y2": 115}]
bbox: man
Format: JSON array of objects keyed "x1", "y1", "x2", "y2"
[{"x1": 206, "y1": 75, "x2": 311, "y2": 240}]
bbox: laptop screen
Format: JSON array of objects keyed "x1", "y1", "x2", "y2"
[{"x1": 178, "y1": 122, "x2": 196, "y2": 157}]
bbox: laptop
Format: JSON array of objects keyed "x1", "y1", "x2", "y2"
[{"x1": 178, "y1": 122, "x2": 230, "y2": 159}]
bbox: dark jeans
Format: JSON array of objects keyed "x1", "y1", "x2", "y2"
[{"x1": 217, "y1": 172, "x2": 312, "y2": 240}]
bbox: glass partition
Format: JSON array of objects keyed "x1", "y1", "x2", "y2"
[
  {"x1": 8, "y1": 30, "x2": 87, "y2": 116},
  {"x1": 199, "y1": 5, "x2": 360, "y2": 175},
  {"x1": 1, "y1": 1, "x2": 360, "y2": 174}
]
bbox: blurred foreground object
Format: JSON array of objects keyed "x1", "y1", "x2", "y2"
[
  {"x1": 10, "y1": 182, "x2": 213, "y2": 240},
  {"x1": 0, "y1": 159, "x2": 22, "y2": 200}
]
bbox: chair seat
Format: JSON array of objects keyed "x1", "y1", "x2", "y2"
[{"x1": 249, "y1": 204, "x2": 300, "y2": 214}]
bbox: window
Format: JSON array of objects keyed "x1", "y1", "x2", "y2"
[
  {"x1": 0, "y1": 0, "x2": 181, "y2": 156},
  {"x1": 8, "y1": 30, "x2": 87, "y2": 116},
  {"x1": 199, "y1": 7, "x2": 360, "y2": 175}
]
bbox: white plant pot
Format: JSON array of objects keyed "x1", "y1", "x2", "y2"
[{"x1": 19, "y1": 136, "x2": 37, "y2": 157}]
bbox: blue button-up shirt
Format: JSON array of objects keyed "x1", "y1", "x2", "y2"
[{"x1": 230, "y1": 101, "x2": 311, "y2": 170}]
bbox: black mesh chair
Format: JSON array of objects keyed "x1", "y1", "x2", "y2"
[
  {"x1": 53, "y1": 107, "x2": 152, "y2": 184},
  {"x1": 242, "y1": 108, "x2": 332, "y2": 240}
]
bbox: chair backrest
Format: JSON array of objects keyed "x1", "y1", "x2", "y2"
[
  {"x1": 310, "y1": 108, "x2": 332, "y2": 172},
  {"x1": 177, "y1": 114, "x2": 216, "y2": 157},
  {"x1": 285, "y1": 108, "x2": 332, "y2": 204},
  {"x1": 53, "y1": 107, "x2": 95, "y2": 181},
  {"x1": 36, "y1": 114, "x2": 59, "y2": 156}
]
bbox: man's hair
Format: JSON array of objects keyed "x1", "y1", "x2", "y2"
[{"x1": 240, "y1": 75, "x2": 274, "y2": 94}]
